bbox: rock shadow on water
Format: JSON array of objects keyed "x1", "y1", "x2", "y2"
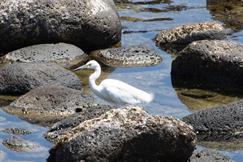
[
  {"x1": 174, "y1": 88, "x2": 240, "y2": 111},
  {"x1": 207, "y1": 0, "x2": 243, "y2": 32}
]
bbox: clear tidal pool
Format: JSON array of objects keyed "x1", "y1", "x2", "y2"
[{"x1": 1, "y1": 0, "x2": 243, "y2": 161}]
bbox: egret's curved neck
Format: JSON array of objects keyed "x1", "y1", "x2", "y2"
[{"x1": 89, "y1": 65, "x2": 101, "y2": 92}]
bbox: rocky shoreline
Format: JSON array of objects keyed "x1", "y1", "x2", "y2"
[{"x1": 0, "y1": 0, "x2": 242, "y2": 161}]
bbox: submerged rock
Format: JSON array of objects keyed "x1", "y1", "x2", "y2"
[
  {"x1": 171, "y1": 40, "x2": 243, "y2": 94},
  {"x1": 90, "y1": 46, "x2": 162, "y2": 67},
  {"x1": 183, "y1": 100, "x2": 243, "y2": 141},
  {"x1": 0, "y1": 0, "x2": 121, "y2": 53},
  {"x1": 0, "y1": 63, "x2": 82, "y2": 95},
  {"x1": 2, "y1": 136, "x2": 41, "y2": 152},
  {"x1": 48, "y1": 107, "x2": 196, "y2": 162},
  {"x1": 3, "y1": 85, "x2": 96, "y2": 125},
  {"x1": 46, "y1": 104, "x2": 114, "y2": 143},
  {"x1": 190, "y1": 149, "x2": 233, "y2": 162},
  {"x1": 0, "y1": 43, "x2": 89, "y2": 69},
  {"x1": 155, "y1": 22, "x2": 226, "y2": 53},
  {"x1": 1, "y1": 128, "x2": 32, "y2": 135},
  {"x1": 207, "y1": 0, "x2": 243, "y2": 31},
  {"x1": 175, "y1": 88, "x2": 239, "y2": 111}
]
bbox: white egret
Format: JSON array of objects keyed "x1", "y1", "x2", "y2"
[{"x1": 74, "y1": 60, "x2": 154, "y2": 105}]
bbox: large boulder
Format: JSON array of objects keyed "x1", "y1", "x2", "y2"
[
  {"x1": 171, "y1": 40, "x2": 243, "y2": 94},
  {"x1": 90, "y1": 45, "x2": 162, "y2": 67},
  {"x1": 3, "y1": 85, "x2": 96, "y2": 125},
  {"x1": 0, "y1": 0, "x2": 121, "y2": 53},
  {"x1": 0, "y1": 43, "x2": 89, "y2": 69},
  {"x1": 0, "y1": 63, "x2": 82, "y2": 95},
  {"x1": 183, "y1": 100, "x2": 243, "y2": 141},
  {"x1": 155, "y1": 22, "x2": 226, "y2": 53},
  {"x1": 48, "y1": 107, "x2": 196, "y2": 162}
]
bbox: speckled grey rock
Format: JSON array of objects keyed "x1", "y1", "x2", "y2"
[
  {"x1": 0, "y1": 0, "x2": 121, "y2": 53},
  {"x1": 48, "y1": 107, "x2": 196, "y2": 162},
  {"x1": 3, "y1": 85, "x2": 96, "y2": 125},
  {"x1": 0, "y1": 63, "x2": 82, "y2": 95},
  {"x1": 190, "y1": 149, "x2": 233, "y2": 162},
  {"x1": 90, "y1": 46, "x2": 162, "y2": 67},
  {"x1": 183, "y1": 100, "x2": 243, "y2": 141},
  {"x1": 2, "y1": 136, "x2": 41, "y2": 152},
  {"x1": 0, "y1": 43, "x2": 89, "y2": 69},
  {"x1": 171, "y1": 40, "x2": 243, "y2": 94},
  {"x1": 46, "y1": 104, "x2": 114, "y2": 143},
  {"x1": 155, "y1": 22, "x2": 226, "y2": 53}
]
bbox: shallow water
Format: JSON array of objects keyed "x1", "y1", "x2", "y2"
[{"x1": 1, "y1": 0, "x2": 243, "y2": 161}]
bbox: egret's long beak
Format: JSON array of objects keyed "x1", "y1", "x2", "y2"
[{"x1": 74, "y1": 64, "x2": 88, "y2": 71}]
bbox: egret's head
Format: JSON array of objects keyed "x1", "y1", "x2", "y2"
[{"x1": 74, "y1": 60, "x2": 100, "y2": 71}]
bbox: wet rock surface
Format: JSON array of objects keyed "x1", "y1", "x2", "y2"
[
  {"x1": 46, "y1": 104, "x2": 114, "y2": 143},
  {"x1": 171, "y1": 40, "x2": 243, "y2": 94},
  {"x1": 183, "y1": 100, "x2": 243, "y2": 141},
  {"x1": 0, "y1": 63, "x2": 82, "y2": 95},
  {"x1": 0, "y1": 0, "x2": 121, "y2": 53},
  {"x1": 48, "y1": 107, "x2": 196, "y2": 162},
  {"x1": 190, "y1": 149, "x2": 233, "y2": 162},
  {"x1": 0, "y1": 43, "x2": 89, "y2": 69},
  {"x1": 3, "y1": 85, "x2": 96, "y2": 125},
  {"x1": 155, "y1": 22, "x2": 226, "y2": 53},
  {"x1": 90, "y1": 46, "x2": 162, "y2": 67},
  {"x1": 2, "y1": 136, "x2": 41, "y2": 152}
]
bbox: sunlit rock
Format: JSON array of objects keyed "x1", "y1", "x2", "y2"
[
  {"x1": 0, "y1": 43, "x2": 89, "y2": 69},
  {"x1": 156, "y1": 22, "x2": 226, "y2": 54},
  {"x1": 90, "y1": 46, "x2": 162, "y2": 67},
  {"x1": 0, "y1": 0, "x2": 121, "y2": 53},
  {"x1": 3, "y1": 85, "x2": 96, "y2": 125},
  {"x1": 48, "y1": 107, "x2": 196, "y2": 162}
]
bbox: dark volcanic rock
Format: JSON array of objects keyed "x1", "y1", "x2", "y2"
[
  {"x1": 171, "y1": 40, "x2": 243, "y2": 94},
  {"x1": 90, "y1": 46, "x2": 162, "y2": 67},
  {"x1": 3, "y1": 85, "x2": 96, "y2": 125},
  {"x1": 48, "y1": 107, "x2": 196, "y2": 162},
  {"x1": 0, "y1": 63, "x2": 82, "y2": 95},
  {"x1": 46, "y1": 104, "x2": 114, "y2": 143},
  {"x1": 156, "y1": 22, "x2": 226, "y2": 53},
  {"x1": 0, "y1": 43, "x2": 89, "y2": 69},
  {"x1": 190, "y1": 149, "x2": 233, "y2": 162},
  {"x1": 183, "y1": 100, "x2": 243, "y2": 141},
  {"x1": 0, "y1": 0, "x2": 121, "y2": 53},
  {"x1": 2, "y1": 136, "x2": 41, "y2": 152}
]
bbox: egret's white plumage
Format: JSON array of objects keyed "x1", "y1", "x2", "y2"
[{"x1": 74, "y1": 60, "x2": 154, "y2": 105}]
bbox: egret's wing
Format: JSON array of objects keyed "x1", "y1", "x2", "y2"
[{"x1": 100, "y1": 79, "x2": 151, "y2": 104}]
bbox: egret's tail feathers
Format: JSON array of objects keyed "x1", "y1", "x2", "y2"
[{"x1": 144, "y1": 93, "x2": 154, "y2": 103}]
